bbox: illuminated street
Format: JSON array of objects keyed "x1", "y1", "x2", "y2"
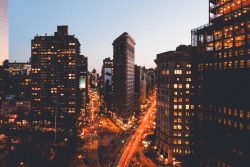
[
  {"x1": 116, "y1": 92, "x2": 156, "y2": 167},
  {"x1": 81, "y1": 88, "x2": 101, "y2": 167}
]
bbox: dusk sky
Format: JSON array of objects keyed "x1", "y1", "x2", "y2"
[{"x1": 9, "y1": 0, "x2": 208, "y2": 74}]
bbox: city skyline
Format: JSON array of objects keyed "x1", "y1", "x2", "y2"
[{"x1": 9, "y1": 0, "x2": 208, "y2": 73}]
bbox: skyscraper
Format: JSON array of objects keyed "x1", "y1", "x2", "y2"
[
  {"x1": 155, "y1": 45, "x2": 192, "y2": 164},
  {"x1": 113, "y1": 32, "x2": 135, "y2": 125},
  {"x1": 101, "y1": 57, "x2": 114, "y2": 113},
  {"x1": 134, "y1": 65, "x2": 143, "y2": 112},
  {"x1": 31, "y1": 26, "x2": 85, "y2": 127},
  {"x1": 192, "y1": 0, "x2": 250, "y2": 166},
  {"x1": 0, "y1": 0, "x2": 8, "y2": 65}
]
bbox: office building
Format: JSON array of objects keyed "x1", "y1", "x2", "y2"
[
  {"x1": 155, "y1": 45, "x2": 192, "y2": 164},
  {"x1": 192, "y1": 0, "x2": 250, "y2": 166},
  {"x1": 113, "y1": 32, "x2": 135, "y2": 125},
  {"x1": 31, "y1": 26, "x2": 85, "y2": 126},
  {"x1": 101, "y1": 57, "x2": 114, "y2": 113},
  {"x1": 134, "y1": 65, "x2": 143, "y2": 112}
]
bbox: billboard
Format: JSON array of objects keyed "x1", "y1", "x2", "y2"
[
  {"x1": 104, "y1": 68, "x2": 112, "y2": 86},
  {"x1": 79, "y1": 77, "x2": 86, "y2": 89}
]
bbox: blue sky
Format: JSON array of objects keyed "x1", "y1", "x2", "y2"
[{"x1": 9, "y1": 0, "x2": 208, "y2": 73}]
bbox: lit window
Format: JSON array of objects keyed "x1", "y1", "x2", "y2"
[
  {"x1": 186, "y1": 64, "x2": 191, "y2": 67},
  {"x1": 174, "y1": 105, "x2": 178, "y2": 109},
  {"x1": 186, "y1": 105, "x2": 190, "y2": 110},
  {"x1": 240, "y1": 110, "x2": 243, "y2": 118},
  {"x1": 174, "y1": 98, "x2": 178, "y2": 102},
  {"x1": 240, "y1": 60, "x2": 244, "y2": 68},
  {"x1": 186, "y1": 71, "x2": 191, "y2": 74},
  {"x1": 186, "y1": 84, "x2": 190, "y2": 89},
  {"x1": 178, "y1": 125, "x2": 182, "y2": 130},
  {"x1": 234, "y1": 109, "x2": 237, "y2": 116},
  {"x1": 178, "y1": 105, "x2": 182, "y2": 109},
  {"x1": 174, "y1": 84, "x2": 178, "y2": 88},
  {"x1": 174, "y1": 70, "x2": 182, "y2": 74}
]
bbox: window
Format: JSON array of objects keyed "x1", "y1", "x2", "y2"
[
  {"x1": 234, "y1": 61, "x2": 238, "y2": 68},
  {"x1": 240, "y1": 60, "x2": 244, "y2": 68},
  {"x1": 178, "y1": 125, "x2": 182, "y2": 130},
  {"x1": 186, "y1": 84, "x2": 190, "y2": 89},
  {"x1": 186, "y1": 71, "x2": 191, "y2": 74},
  {"x1": 186, "y1": 78, "x2": 191, "y2": 81},
  {"x1": 174, "y1": 98, "x2": 178, "y2": 102},
  {"x1": 174, "y1": 70, "x2": 182, "y2": 74},
  {"x1": 178, "y1": 105, "x2": 182, "y2": 109},
  {"x1": 186, "y1": 64, "x2": 191, "y2": 67},
  {"x1": 186, "y1": 105, "x2": 190, "y2": 109},
  {"x1": 174, "y1": 84, "x2": 178, "y2": 88},
  {"x1": 240, "y1": 110, "x2": 243, "y2": 118},
  {"x1": 234, "y1": 109, "x2": 237, "y2": 116},
  {"x1": 175, "y1": 63, "x2": 182, "y2": 68},
  {"x1": 179, "y1": 84, "x2": 182, "y2": 88},
  {"x1": 174, "y1": 105, "x2": 178, "y2": 109}
]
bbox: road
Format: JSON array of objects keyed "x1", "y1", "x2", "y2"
[
  {"x1": 116, "y1": 92, "x2": 156, "y2": 167},
  {"x1": 81, "y1": 88, "x2": 100, "y2": 167}
]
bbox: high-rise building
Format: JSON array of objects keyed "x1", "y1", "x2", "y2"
[
  {"x1": 0, "y1": 60, "x2": 8, "y2": 102},
  {"x1": 31, "y1": 26, "x2": 85, "y2": 126},
  {"x1": 145, "y1": 68, "x2": 156, "y2": 98},
  {"x1": 7, "y1": 62, "x2": 32, "y2": 101},
  {"x1": 0, "y1": 0, "x2": 8, "y2": 65},
  {"x1": 113, "y1": 32, "x2": 135, "y2": 125},
  {"x1": 134, "y1": 65, "x2": 143, "y2": 112},
  {"x1": 192, "y1": 0, "x2": 250, "y2": 166},
  {"x1": 101, "y1": 57, "x2": 114, "y2": 113},
  {"x1": 155, "y1": 45, "x2": 192, "y2": 164},
  {"x1": 80, "y1": 55, "x2": 88, "y2": 115},
  {"x1": 90, "y1": 68, "x2": 98, "y2": 88}
]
